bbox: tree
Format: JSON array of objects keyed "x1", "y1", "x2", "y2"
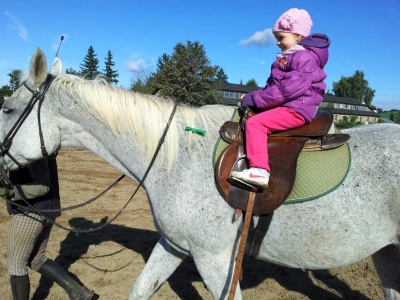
[
  {"x1": 0, "y1": 85, "x2": 12, "y2": 100},
  {"x1": 8, "y1": 69, "x2": 22, "y2": 93},
  {"x1": 215, "y1": 67, "x2": 228, "y2": 82},
  {"x1": 130, "y1": 68, "x2": 156, "y2": 94},
  {"x1": 318, "y1": 102, "x2": 334, "y2": 112},
  {"x1": 336, "y1": 115, "x2": 362, "y2": 129},
  {"x1": 103, "y1": 50, "x2": 119, "y2": 84},
  {"x1": 65, "y1": 68, "x2": 79, "y2": 75},
  {"x1": 80, "y1": 46, "x2": 99, "y2": 79},
  {"x1": 246, "y1": 78, "x2": 258, "y2": 87},
  {"x1": 152, "y1": 41, "x2": 221, "y2": 106},
  {"x1": 332, "y1": 70, "x2": 375, "y2": 107}
]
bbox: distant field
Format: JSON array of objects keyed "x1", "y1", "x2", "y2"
[{"x1": 379, "y1": 109, "x2": 400, "y2": 119}]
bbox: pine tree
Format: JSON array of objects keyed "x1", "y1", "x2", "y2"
[
  {"x1": 65, "y1": 68, "x2": 79, "y2": 75},
  {"x1": 215, "y1": 67, "x2": 228, "y2": 82},
  {"x1": 152, "y1": 41, "x2": 221, "y2": 106},
  {"x1": 8, "y1": 70, "x2": 22, "y2": 92},
  {"x1": 80, "y1": 46, "x2": 99, "y2": 79},
  {"x1": 103, "y1": 50, "x2": 119, "y2": 84}
]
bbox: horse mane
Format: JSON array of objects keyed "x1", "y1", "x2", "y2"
[{"x1": 52, "y1": 74, "x2": 230, "y2": 169}]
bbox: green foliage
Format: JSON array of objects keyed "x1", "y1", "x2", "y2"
[
  {"x1": 389, "y1": 110, "x2": 400, "y2": 124},
  {"x1": 8, "y1": 70, "x2": 22, "y2": 92},
  {"x1": 245, "y1": 78, "x2": 258, "y2": 87},
  {"x1": 65, "y1": 68, "x2": 79, "y2": 75},
  {"x1": 79, "y1": 46, "x2": 99, "y2": 79},
  {"x1": 103, "y1": 50, "x2": 119, "y2": 84},
  {"x1": 0, "y1": 85, "x2": 12, "y2": 100},
  {"x1": 336, "y1": 115, "x2": 363, "y2": 129},
  {"x1": 325, "y1": 89, "x2": 334, "y2": 96},
  {"x1": 215, "y1": 67, "x2": 228, "y2": 82},
  {"x1": 130, "y1": 68, "x2": 156, "y2": 94},
  {"x1": 332, "y1": 70, "x2": 375, "y2": 107},
  {"x1": 318, "y1": 102, "x2": 334, "y2": 112},
  {"x1": 152, "y1": 41, "x2": 221, "y2": 106}
]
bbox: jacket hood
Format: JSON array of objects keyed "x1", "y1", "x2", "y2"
[{"x1": 298, "y1": 33, "x2": 330, "y2": 67}]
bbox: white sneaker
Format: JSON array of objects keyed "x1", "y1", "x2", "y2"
[{"x1": 230, "y1": 168, "x2": 270, "y2": 189}]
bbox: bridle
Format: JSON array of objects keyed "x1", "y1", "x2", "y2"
[
  {"x1": 0, "y1": 74, "x2": 179, "y2": 233},
  {"x1": 0, "y1": 74, "x2": 55, "y2": 168}
]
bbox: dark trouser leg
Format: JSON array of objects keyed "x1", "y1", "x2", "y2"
[
  {"x1": 37, "y1": 259, "x2": 94, "y2": 300},
  {"x1": 10, "y1": 275, "x2": 30, "y2": 300}
]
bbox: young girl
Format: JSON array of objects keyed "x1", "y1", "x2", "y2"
[{"x1": 231, "y1": 8, "x2": 330, "y2": 188}]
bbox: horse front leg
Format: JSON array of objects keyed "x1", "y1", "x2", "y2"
[{"x1": 128, "y1": 236, "x2": 186, "y2": 300}]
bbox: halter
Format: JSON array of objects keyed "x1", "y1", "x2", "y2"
[{"x1": 0, "y1": 74, "x2": 55, "y2": 168}]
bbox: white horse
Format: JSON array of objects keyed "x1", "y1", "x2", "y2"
[{"x1": 1, "y1": 48, "x2": 399, "y2": 300}]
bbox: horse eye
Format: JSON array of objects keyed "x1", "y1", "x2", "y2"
[{"x1": 2, "y1": 107, "x2": 13, "y2": 114}]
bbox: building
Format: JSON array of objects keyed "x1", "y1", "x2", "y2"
[
  {"x1": 319, "y1": 95, "x2": 379, "y2": 124},
  {"x1": 219, "y1": 82, "x2": 260, "y2": 106},
  {"x1": 219, "y1": 82, "x2": 379, "y2": 124}
]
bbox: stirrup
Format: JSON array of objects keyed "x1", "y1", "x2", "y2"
[
  {"x1": 228, "y1": 175, "x2": 260, "y2": 192},
  {"x1": 228, "y1": 154, "x2": 260, "y2": 192}
]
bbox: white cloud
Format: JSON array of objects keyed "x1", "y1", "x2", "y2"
[
  {"x1": 5, "y1": 12, "x2": 29, "y2": 41},
  {"x1": 127, "y1": 59, "x2": 146, "y2": 72},
  {"x1": 239, "y1": 28, "x2": 275, "y2": 47}
]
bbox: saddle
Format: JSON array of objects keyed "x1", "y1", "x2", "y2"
[{"x1": 215, "y1": 110, "x2": 350, "y2": 214}]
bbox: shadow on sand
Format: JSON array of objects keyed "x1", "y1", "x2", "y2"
[{"x1": 33, "y1": 217, "x2": 371, "y2": 300}]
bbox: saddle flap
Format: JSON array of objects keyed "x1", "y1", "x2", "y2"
[{"x1": 215, "y1": 137, "x2": 308, "y2": 214}]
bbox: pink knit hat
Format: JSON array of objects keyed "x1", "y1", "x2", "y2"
[{"x1": 273, "y1": 8, "x2": 313, "y2": 37}]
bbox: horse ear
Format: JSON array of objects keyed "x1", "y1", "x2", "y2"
[
  {"x1": 49, "y1": 57, "x2": 62, "y2": 76},
  {"x1": 29, "y1": 48, "x2": 48, "y2": 86}
]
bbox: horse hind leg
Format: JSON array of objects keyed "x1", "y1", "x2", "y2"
[{"x1": 371, "y1": 244, "x2": 400, "y2": 300}]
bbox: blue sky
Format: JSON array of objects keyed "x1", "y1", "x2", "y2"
[{"x1": 1, "y1": 0, "x2": 399, "y2": 110}]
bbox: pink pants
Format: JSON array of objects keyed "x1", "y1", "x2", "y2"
[{"x1": 245, "y1": 107, "x2": 306, "y2": 171}]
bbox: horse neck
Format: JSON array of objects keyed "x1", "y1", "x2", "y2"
[
  {"x1": 54, "y1": 89, "x2": 147, "y2": 181},
  {"x1": 52, "y1": 80, "x2": 235, "y2": 183}
]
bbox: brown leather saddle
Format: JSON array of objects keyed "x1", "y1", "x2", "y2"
[{"x1": 215, "y1": 110, "x2": 350, "y2": 214}]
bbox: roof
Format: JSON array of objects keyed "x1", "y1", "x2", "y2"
[
  {"x1": 219, "y1": 82, "x2": 260, "y2": 93},
  {"x1": 323, "y1": 94, "x2": 365, "y2": 105}
]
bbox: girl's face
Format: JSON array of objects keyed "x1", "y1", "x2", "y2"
[{"x1": 274, "y1": 32, "x2": 302, "y2": 52}]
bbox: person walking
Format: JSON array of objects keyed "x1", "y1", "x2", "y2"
[{"x1": 1, "y1": 155, "x2": 96, "y2": 300}]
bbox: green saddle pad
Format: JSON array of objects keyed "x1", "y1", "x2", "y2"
[
  {"x1": 213, "y1": 109, "x2": 351, "y2": 204},
  {"x1": 284, "y1": 142, "x2": 350, "y2": 203}
]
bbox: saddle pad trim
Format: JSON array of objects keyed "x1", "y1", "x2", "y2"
[
  {"x1": 284, "y1": 142, "x2": 351, "y2": 204},
  {"x1": 213, "y1": 109, "x2": 239, "y2": 168}
]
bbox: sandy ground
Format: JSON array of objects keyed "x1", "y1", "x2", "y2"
[{"x1": 0, "y1": 149, "x2": 384, "y2": 299}]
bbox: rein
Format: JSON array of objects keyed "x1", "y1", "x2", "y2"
[
  {"x1": 0, "y1": 75, "x2": 179, "y2": 234},
  {"x1": 0, "y1": 75, "x2": 54, "y2": 167}
]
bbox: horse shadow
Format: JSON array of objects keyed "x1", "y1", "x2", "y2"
[{"x1": 33, "y1": 217, "x2": 371, "y2": 300}]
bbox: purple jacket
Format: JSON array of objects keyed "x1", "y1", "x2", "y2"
[{"x1": 243, "y1": 33, "x2": 330, "y2": 122}]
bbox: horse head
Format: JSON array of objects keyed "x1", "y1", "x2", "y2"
[{"x1": 0, "y1": 48, "x2": 62, "y2": 170}]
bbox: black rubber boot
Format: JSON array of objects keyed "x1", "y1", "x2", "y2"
[
  {"x1": 38, "y1": 259, "x2": 95, "y2": 300},
  {"x1": 10, "y1": 275, "x2": 30, "y2": 300}
]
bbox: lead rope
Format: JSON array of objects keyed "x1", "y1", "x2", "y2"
[{"x1": 228, "y1": 191, "x2": 256, "y2": 300}]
